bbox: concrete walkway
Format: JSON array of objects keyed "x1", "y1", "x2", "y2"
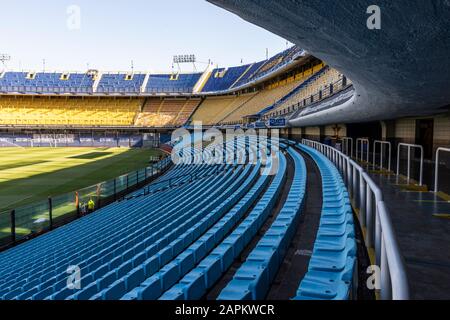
[{"x1": 369, "y1": 172, "x2": 450, "y2": 299}]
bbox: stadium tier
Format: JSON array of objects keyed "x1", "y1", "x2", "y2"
[
  {"x1": 0, "y1": 46, "x2": 304, "y2": 97},
  {"x1": 231, "y1": 46, "x2": 304, "y2": 89},
  {"x1": 0, "y1": 72, "x2": 95, "y2": 94},
  {"x1": 146, "y1": 73, "x2": 203, "y2": 94},
  {"x1": 201, "y1": 64, "x2": 252, "y2": 93},
  {"x1": 261, "y1": 66, "x2": 350, "y2": 119},
  {"x1": 219, "y1": 64, "x2": 325, "y2": 124},
  {"x1": 190, "y1": 93, "x2": 256, "y2": 125},
  {"x1": 0, "y1": 46, "x2": 348, "y2": 127},
  {"x1": 0, "y1": 58, "x2": 348, "y2": 128},
  {"x1": 97, "y1": 73, "x2": 146, "y2": 94},
  {"x1": 0, "y1": 96, "x2": 142, "y2": 126},
  {"x1": 230, "y1": 61, "x2": 265, "y2": 88},
  {"x1": 135, "y1": 98, "x2": 201, "y2": 127}
]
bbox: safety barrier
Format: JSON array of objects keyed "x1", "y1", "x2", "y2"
[
  {"x1": 356, "y1": 138, "x2": 370, "y2": 163},
  {"x1": 396, "y1": 143, "x2": 423, "y2": 186},
  {"x1": 434, "y1": 147, "x2": 450, "y2": 192},
  {"x1": 342, "y1": 137, "x2": 353, "y2": 158},
  {"x1": 302, "y1": 139, "x2": 409, "y2": 300},
  {"x1": 373, "y1": 140, "x2": 392, "y2": 172}
]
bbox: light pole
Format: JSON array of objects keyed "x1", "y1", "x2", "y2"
[{"x1": 0, "y1": 53, "x2": 11, "y2": 72}]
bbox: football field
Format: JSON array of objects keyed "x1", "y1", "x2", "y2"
[{"x1": 0, "y1": 147, "x2": 163, "y2": 212}]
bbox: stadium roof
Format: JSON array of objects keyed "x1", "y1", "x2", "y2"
[{"x1": 208, "y1": 0, "x2": 450, "y2": 125}]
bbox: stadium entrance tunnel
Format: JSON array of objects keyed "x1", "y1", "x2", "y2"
[{"x1": 346, "y1": 122, "x2": 382, "y2": 143}]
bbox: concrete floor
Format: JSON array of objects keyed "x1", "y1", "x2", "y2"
[
  {"x1": 369, "y1": 172, "x2": 450, "y2": 299},
  {"x1": 267, "y1": 150, "x2": 323, "y2": 299}
]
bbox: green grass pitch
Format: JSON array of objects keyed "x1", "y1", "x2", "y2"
[{"x1": 0, "y1": 147, "x2": 163, "y2": 212}]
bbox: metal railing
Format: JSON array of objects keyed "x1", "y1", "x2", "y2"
[
  {"x1": 356, "y1": 138, "x2": 370, "y2": 163},
  {"x1": 396, "y1": 143, "x2": 424, "y2": 186},
  {"x1": 263, "y1": 76, "x2": 352, "y2": 120},
  {"x1": 373, "y1": 140, "x2": 392, "y2": 172},
  {"x1": 434, "y1": 147, "x2": 450, "y2": 192},
  {"x1": 302, "y1": 138, "x2": 409, "y2": 300},
  {"x1": 342, "y1": 137, "x2": 354, "y2": 158}
]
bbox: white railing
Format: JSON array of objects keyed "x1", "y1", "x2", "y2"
[
  {"x1": 356, "y1": 138, "x2": 370, "y2": 163},
  {"x1": 373, "y1": 140, "x2": 392, "y2": 172},
  {"x1": 434, "y1": 147, "x2": 450, "y2": 192},
  {"x1": 302, "y1": 138, "x2": 409, "y2": 300},
  {"x1": 342, "y1": 137, "x2": 354, "y2": 158},
  {"x1": 396, "y1": 143, "x2": 424, "y2": 186}
]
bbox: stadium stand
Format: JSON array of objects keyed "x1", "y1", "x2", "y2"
[
  {"x1": 190, "y1": 93, "x2": 257, "y2": 125},
  {"x1": 0, "y1": 72, "x2": 95, "y2": 94},
  {"x1": 0, "y1": 129, "x2": 402, "y2": 301},
  {"x1": 201, "y1": 64, "x2": 251, "y2": 93},
  {"x1": 0, "y1": 46, "x2": 304, "y2": 98},
  {"x1": 263, "y1": 67, "x2": 349, "y2": 119},
  {"x1": 0, "y1": 139, "x2": 251, "y2": 300},
  {"x1": 218, "y1": 146, "x2": 306, "y2": 300},
  {"x1": 97, "y1": 73, "x2": 146, "y2": 94},
  {"x1": 259, "y1": 65, "x2": 328, "y2": 117},
  {"x1": 158, "y1": 149, "x2": 287, "y2": 300},
  {"x1": 145, "y1": 73, "x2": 202, "y2": 94},
  {"x1": 135, "y1": 98, "x2": 201, "y2": 127},
  {"x1": 231, "y1": 46, "x2": 303, "y2": 90},
  {"x1": 219, "y1": 73, "x2": 312, "y2": 124},
  {"x1": 0, "y1": 96, "x2": 142, "y2": 126},
  {"x1": 231, "y1": 61, "x2": 266, "y2": 89}
]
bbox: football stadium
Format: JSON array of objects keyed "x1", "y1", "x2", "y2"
[{"x1": 0, "y1": 0, "x2": 450, "y2": 309}]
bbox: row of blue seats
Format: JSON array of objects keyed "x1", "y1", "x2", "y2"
[
  {"x1": 218, "y1": 146, "x2": 307, "y2": 299},
  {"x1": 48, "y1": 142, "x2": 252, "y2": 299},
  {"x1": 62, "y1": 143, "x2": 253, "y2": 300},
  {"x1": 294, "y1": 144, "x2": 356, "y2": 300},
  {"x1": 0, "y1": 162, "x2": 215, "y2": 298},
  {"x1": 0, "y1": 143, "x2": 224, "y2": 298},
  {"x1": 252, "y1": 46, "x2": 303, "y2": 81},
  {"x1": 201, "y1": 65, "x2": 250, "y2": 93},
  {"x1": 0, "y1": 139, "x2": 259, "y2": 300},
  {"x1": 45, "y1": 164, "x2": 239, "y2": 300},
  {"x1": 0, "y1": 143, "x2": 201, "y2": 269},
  {"x1": 0, "y1": 72, "x2": 93, "y2": 93},
  {"x1": 158, "y1": 150, "x2": 287, "y2": 300},
  {"x1": 97, "y1": 74, "x2": 146, "y2": 93},
  {"x1": 0, "y1": 86, "x2": 92, "y2": 93},
  {"x1": 0, "y1": 157, "x2": 200, "y2": 270},
  {"x1": 107, "y1": 162, "x2": 262, "y2": 300},
  {"x1": 117, "y1": 146, "x2": 264, "y2": 300},
  {"x1": 54, "y1": 165, "x2": 246, "y2": 300},
  {"x1": 0, "y1": 46, "x2": 301, "y2": 95},
  {"x1": 232, "y1": 61, "x2": 265, "y2": 89},
  {"x1": 1, "y1": 159, "x2": 184, "y2": 272},
  {"x1": 146, "y1": 74, "x2": 202, "y2": 93}
]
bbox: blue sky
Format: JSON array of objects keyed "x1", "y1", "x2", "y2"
[{"x1": 0, "y1": 0, "x2": 290, "y2": 73}]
